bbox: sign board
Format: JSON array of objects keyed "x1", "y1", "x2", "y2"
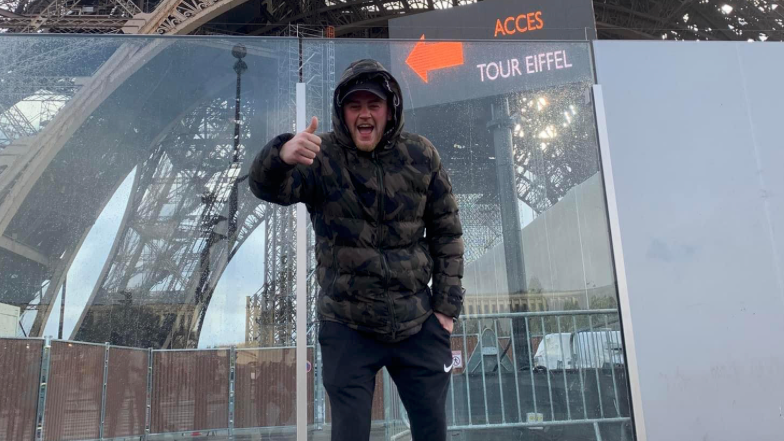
[
  {"x1": 390, "y1": 40, "x2": 593, "y2": 110},
  {"x1": 389, "y1": 0, "x2": 596, "y2": 41},
  {"x1": 451, "y1": 351, "x2": 463, "y2": 369},
  {"x1": 527, "y1": 412, "x2": 545, "y2": 428},
  {"x1": 481, "y1": 345, "x2": 498, "y2": 356}
]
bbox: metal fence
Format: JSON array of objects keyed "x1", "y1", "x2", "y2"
[
  {"x1": 0, "y1": 310, "x2": 632, "y2": 441},
  {"x1": 381, "y1": 309, "x2": 634, "y2": 441},
  {"x1": 0, "y1": 340, "x2": 308, "y2": 441}
]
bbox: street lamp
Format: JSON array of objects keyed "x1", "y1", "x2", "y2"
[{"x1": 228, "y1": 44, "x2": 247, "y2": 250}]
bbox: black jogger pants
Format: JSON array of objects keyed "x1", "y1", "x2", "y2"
[{"x1": 319, "y1": 313, "x2": 453, "y2": 441}]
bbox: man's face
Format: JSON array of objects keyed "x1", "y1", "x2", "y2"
[{"x1": 342, "y1": 91, "x2": 391, "y2": 152}]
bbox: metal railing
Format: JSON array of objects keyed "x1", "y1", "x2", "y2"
[
  {"x1": 381, "y1": 309, "x2": 634, "y2": 441},
  {"x1": 0, "y1": 309, "x2": 633, "y2": 441}
]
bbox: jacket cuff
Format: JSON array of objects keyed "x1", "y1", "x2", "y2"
[
  {"x1": 431, "y1": 286, "x2": 464, "y2": 319},
  {"x1": 266, "y1": 133, "x2": 296, "y2": 172}
]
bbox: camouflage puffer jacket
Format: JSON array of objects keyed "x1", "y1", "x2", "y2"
[{"x1": 249, "y1": 59, "x2": 464, "y2": 342}]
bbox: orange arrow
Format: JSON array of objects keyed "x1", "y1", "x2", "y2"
[{"x1": 406, "y1": 35, "x2": 464, "y2": 83}]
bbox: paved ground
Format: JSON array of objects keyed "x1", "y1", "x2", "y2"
[
  {"x1": 144, "y1": 427, "x2": 399, "y2": 440},
  {"x1": 140, "y1": 424, "x2": 630, "y2": 441}
]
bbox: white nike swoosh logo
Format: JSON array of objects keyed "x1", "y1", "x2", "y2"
[{"x1": 443, "y1": 363, "x2": 454, "y2": 373}]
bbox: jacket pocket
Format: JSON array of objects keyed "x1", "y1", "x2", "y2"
[
  {"x1": 418, "y1": 242, "x2": 433, "y2": 280},
  {"x1": 430, "y1": 313, "x2": 453, "y2": 346}
]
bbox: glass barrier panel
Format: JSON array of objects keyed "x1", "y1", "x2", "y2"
[
  {"x1": 302, "y1": 38, "x2": 634, "y2": 441},
  {"x1": 0, "y1": 35, "x2": 300, "y2": 439},
  {"x1": 0, "y1": 34, "x2": 635, "y2": 441}
]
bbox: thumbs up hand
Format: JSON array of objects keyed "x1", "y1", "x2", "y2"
[{"x1": 281, "y1": 116, "x2": 321, "y2": 166}]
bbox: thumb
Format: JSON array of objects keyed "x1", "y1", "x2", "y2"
[{"x1": 304, "y1": 116, "x2": 318, "y2": 134}]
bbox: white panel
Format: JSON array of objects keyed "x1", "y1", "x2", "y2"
[
  {"x1": 594, "y1": 41, "x2": 784, "y2": 441},
  {"x1": 295, "y1": 82, "x2": 308, "y2": 441},
  {"x1": 592, "y1": 85, "x2": 647, "y2": 441}
]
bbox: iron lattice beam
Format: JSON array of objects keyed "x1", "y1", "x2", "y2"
[
  {"x1": 229, "y1": 0, "x2": 784, "y2": 40},
  {"x1": 3, "y1": 0, "x2": 783, "y2": 40},
  {"x1": 1, "y1": 0, "x2": 143, "y2": 32},
  {"x1": 593, "y1": 0, "x2": 784, "y2": 41},
  {"x1": 0, "y1": 15, "x2": 127, "y2": 30}
]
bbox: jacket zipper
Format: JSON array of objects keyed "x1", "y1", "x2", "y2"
[{"x1": 373, "y1": 151, "x2": 396, "y2": 339}]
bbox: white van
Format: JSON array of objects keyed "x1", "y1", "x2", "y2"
[
  {"x1": 533, "y1": 329, "x2": 624, "y2": 370},
  {"x1": 533, "y1": 333, "x2": 573, "y2": 370},
  {"x1": 571, "y1": 330, "x2": 624, "y2": 369}
]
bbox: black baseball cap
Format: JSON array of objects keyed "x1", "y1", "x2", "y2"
[{"x1": 338, "y1": 80, "x2": 388, "y2": 106}]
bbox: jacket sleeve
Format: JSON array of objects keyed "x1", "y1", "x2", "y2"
[
  {"x1": 249, "y1": 133, "x2": 317, "y2": 206},
  {"x1": 424, "y1": 146, "x2": 465, "y2": 319}
]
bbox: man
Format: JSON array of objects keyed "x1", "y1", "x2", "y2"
[{"x1": 249, "y1": 59, "x2": 464, "y2": 440}]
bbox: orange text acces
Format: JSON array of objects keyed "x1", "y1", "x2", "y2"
[{"x1": 494, "y1": 11, "x2": 544, "y2": 37}]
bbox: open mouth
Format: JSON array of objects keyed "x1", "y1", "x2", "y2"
[{"x1": 357, "y1": 123, "x2": 374, "y2": 136}]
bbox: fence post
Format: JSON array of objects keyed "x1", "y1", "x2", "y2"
[
  {"x1": 144, "y1": 348, "x2": 153, "y2": 440},
  {"x1": 461, "y1": 319, "x2": 473, "y2": 426},
  {"x1": 228, "y1": 346, "x2": 236, "y2": 440},
  {"x1": 493, "y1": 320, "x2": 507, "y2": 424},
  {"x1": 382, "y1": 367, "x2": 392, "y2": 439},
  {"x1": 34, "y1": 337, "x2": 51, "y2": 441},
  {"x1": 594, "y1": 421, "x2": 604, "y2": 441},
  {"x1": 314, "y1": 329, "x2": 324, "y2": 426},
  {"x1": 99, "y1": 342, "x2": 110, "y2": 440}
]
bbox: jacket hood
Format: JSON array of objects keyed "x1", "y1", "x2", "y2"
[{"x1": 332, "y1": 59, "x2": 404, "y2": 150}]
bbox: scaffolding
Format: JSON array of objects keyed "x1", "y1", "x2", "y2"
[{"x1": 244, "y1": 24, "x2": 338, "y2": 349}]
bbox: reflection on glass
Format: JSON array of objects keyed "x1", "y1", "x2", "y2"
[
  {"x1": 0, "y1": 35, "x2": 634, "y2": 441},
  {"x1": 0, "y1": 36, "x2": 298, "y2": 440},
  {"x1": 303, "y1": 39, "x2": 633, "y2": 441}
]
